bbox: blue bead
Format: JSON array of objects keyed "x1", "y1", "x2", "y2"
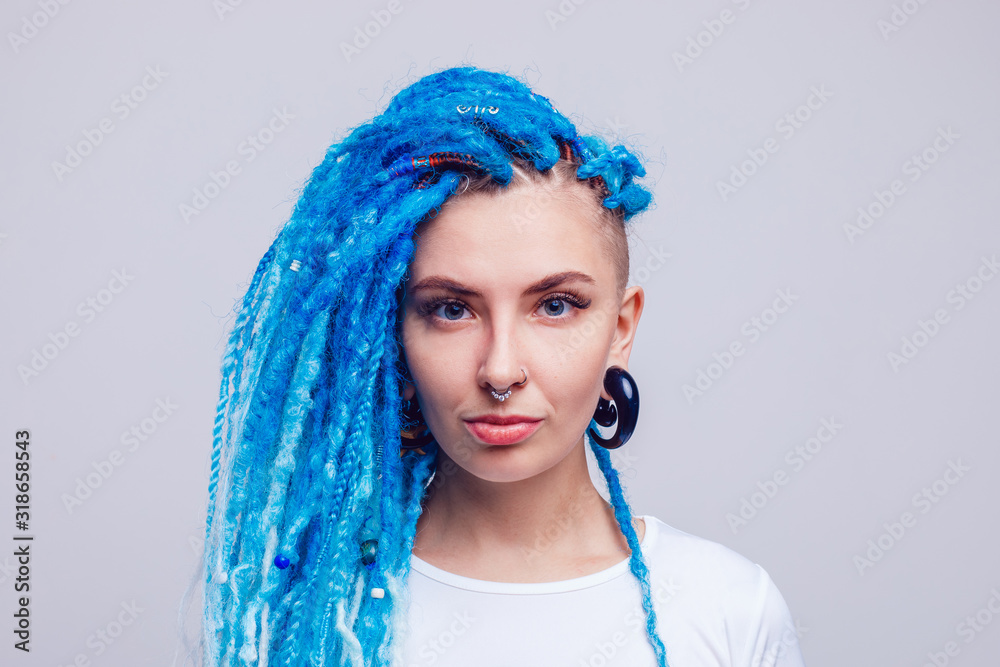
[
  {"x1": 274, "y1": 554, "x2": 290, "y2": 569},
  {"x1": 360, "y1": 539, "x2": 378, "y2": 566}
]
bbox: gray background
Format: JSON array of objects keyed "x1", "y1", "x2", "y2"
[{"x1": 2, "y1": 0, "x2": 998, "y2": 665}]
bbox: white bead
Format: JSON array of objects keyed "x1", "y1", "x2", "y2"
[{"x1": 370, "y1": 587, "x2": 385, "y2": 599}]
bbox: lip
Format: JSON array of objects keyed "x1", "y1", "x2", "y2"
[{"x1": 464, "y1": 415, "x2": 542, "y2": 445}]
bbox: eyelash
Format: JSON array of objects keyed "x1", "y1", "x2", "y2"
[{"x1": 418, "y1": 291, "x2": 592, "y2": 322}]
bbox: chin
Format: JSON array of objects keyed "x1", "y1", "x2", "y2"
[{"x1": 460, "y1": 447, "x2": 565, "y2": 485}]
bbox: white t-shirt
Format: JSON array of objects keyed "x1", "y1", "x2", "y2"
[{"x1": 400, "y1": 515, "x2": 806, "y2": 666}]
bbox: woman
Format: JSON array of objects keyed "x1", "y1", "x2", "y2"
[{"x1": 202, "y1": 66, "x2": 806, "y2": 666}]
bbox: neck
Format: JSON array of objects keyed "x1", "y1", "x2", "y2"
[{"x1": 412, "y1": 439, "x2": 633, "y2": 578}]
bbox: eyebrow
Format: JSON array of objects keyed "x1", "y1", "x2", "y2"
[{"x1": 408, "y1": 271, "x2": 597, "y2": 299}]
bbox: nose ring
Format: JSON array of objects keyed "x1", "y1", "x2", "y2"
[
  {"x1": 490, "y1": 387, "x2": 512, "y2": 402},
  {"x1": 490, "y1": 369, "x2": 527, "y2": 402}
]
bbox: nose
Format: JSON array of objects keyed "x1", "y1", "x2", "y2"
[{"x1": 477, "y1": 316, "x2": 526, "y2": 395}]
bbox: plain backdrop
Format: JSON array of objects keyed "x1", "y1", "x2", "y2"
[{"x1": 2, "y1": 1, "x2": 999, "y2": 665}]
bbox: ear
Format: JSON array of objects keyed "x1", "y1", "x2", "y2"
[
  {"x1": 398, "y1": 344, "x2": 416, "y2": 401},
  {"x1": 402, "y1": 378, "x2": 415, "y2": 401},
  {"x1": 603, "y1": 285, "x2": 644, "y2": 397}
]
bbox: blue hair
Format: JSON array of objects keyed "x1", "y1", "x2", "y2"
[{"x1": 202, "y1": 66, "x2": 666, "y2": 666}]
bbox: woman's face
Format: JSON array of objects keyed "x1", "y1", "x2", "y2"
[{"x1": 399, "y1": 181, "x2": 643, "y2": 484}]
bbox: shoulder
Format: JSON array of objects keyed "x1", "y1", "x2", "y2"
[
  {"x1": 640, "y1": 515, "x2": 765, "y2": 590},
  {"x1": 638, "y1": 515, "x2": 805, "y2": 663}
]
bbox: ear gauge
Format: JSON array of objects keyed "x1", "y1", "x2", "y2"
[
  {"x1": 588, "y1": 366, "x2": 639, "y2": 450},
  {"x1": 400, "y1": 397, "x2": 435, "y2": 451}
]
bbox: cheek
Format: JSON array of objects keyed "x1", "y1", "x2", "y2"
[
  {"x1": 543, "y1": 316, "x2": 615, "y2": 420},
  {"x1": 400, "y1": 319, "x2": 472, "y2": 426},
  {"x1": 403, "y1": 327, "x2": 473, "y2": 387},
  {"x1": 550, "y1": 303, "x2": 617, "y2": 368}
]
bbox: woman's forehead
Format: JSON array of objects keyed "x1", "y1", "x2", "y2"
[{"x1": 408, "y1": 187, "x2": 612, "y2": 282}]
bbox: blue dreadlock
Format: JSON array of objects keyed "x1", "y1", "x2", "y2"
[{"x1": 202, "y1": 66, "x2": 666, "y2": 666}]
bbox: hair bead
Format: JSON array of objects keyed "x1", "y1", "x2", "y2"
[{"x1": 360, "y1": 539, "x2": 378, "y2": 566}]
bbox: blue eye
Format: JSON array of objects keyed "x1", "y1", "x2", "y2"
[
  {"x1": 537, "y1": 292, "x2": 590, "y2": 318},
  {"x1": 542, "y1": 299, "x2": 567, "y2": 317},
  {"x1": 433, "y1": 301, "x2": 468, "y2": 320}
]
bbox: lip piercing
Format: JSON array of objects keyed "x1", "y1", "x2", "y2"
[{"x1": 490, "y1": 369, "x2": 527, "y2": 402}]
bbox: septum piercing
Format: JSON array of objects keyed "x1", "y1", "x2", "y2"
[
  {"x1": 490, "y1": 388, "x2": 512, "y2": 402},
  {"x1": 490, "y1": 369, "x2": 527, "y2": 402}
]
